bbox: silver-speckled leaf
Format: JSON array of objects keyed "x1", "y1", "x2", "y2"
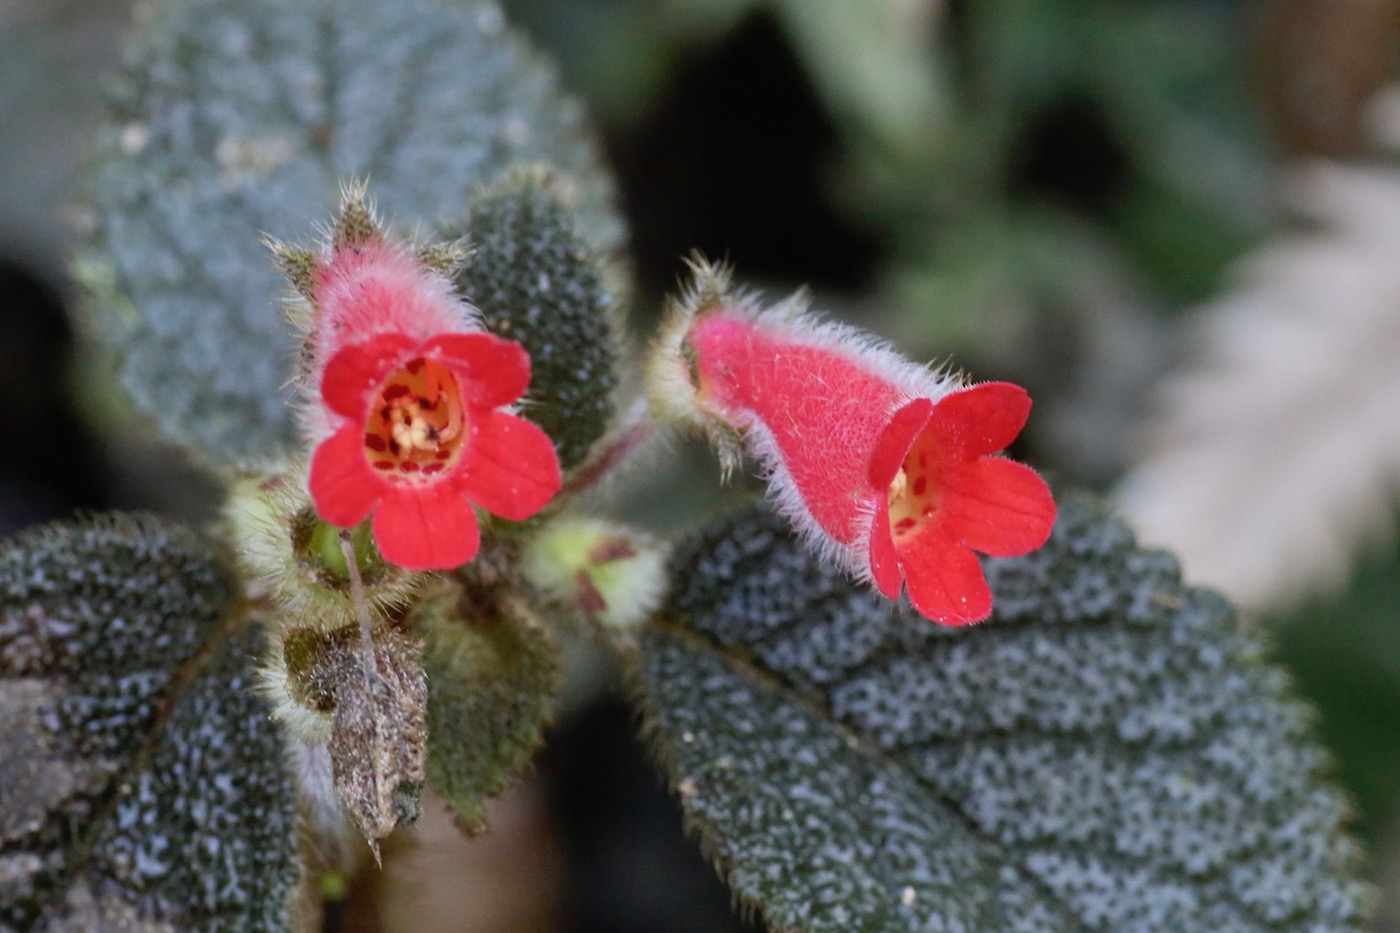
[
  {"x1": 637, "y1": 499, "x2": 1370, "y2": 932},
  {"x1": 0, "y1": 516, "x2": 299, "y2": 932},
  {"x1": 76, "y1": 0, "x2": 624, "y2": 467}
]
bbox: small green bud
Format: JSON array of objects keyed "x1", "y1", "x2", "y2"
[
  {"x1": 301, "y1": 515, "x2": 382, "y2": 585},
  {"x1": 521, "y1": 515, "x2": 669, "y2": 633},
  {"x1": 320, "y1": 870, "x2": 350, "y2": 902}
]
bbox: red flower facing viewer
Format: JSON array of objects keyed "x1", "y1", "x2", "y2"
[
  {"x1": 652, "y1": 262, "x2": 1055, "y2": 625},
  {"x1": 290, "y1": 196, "x2": 560, "y2": 571}
]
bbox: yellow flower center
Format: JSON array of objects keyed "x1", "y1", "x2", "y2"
[
  {"x1": 364, "y1": 356, "x2": 467, "y2": 481},
  {"x1": 888, "y1": 444, "x2": 936, "y2": 540}
]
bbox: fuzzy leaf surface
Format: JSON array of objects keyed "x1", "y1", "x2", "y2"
[
  {"x1": 636, "y1": 499, "x2": 1369, "y2": 932},
  {"x1": 415, "y1": 566, "x2": 562, "y2": 834},
  {"x1": 456, "y1": 172, "x2": 620, "y2": 471},
  {"x1": 78, "y1": 0, "x2": 623, "y2": 466},
  {"x1": 0, "y1": 516, "x2": 298, "y2": 932}
]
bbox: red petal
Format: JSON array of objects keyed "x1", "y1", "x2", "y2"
[
  {"x1": 457, "y1": 409, "x2": 562, "y2": 520},
  {"x1": 867, "y1": 497, "x2": 904, "y2": 600},
  {"x1": 425, "y1": 332, "x2": 531, "y2": 408},
  {"x1": 927, "y1": 382, "x2": 1032, "y2": 459},
  {"x1": 322, "y1": 334, "x2": 417, "y2": 417},
  {"x1": 898, "y1": 530, "x2": 993, "y2": 626},
  {"x1": 309, "y1": 427, "x2": 383, "y2": 526},
  {"x1": 869, "y1": 398, "x2": 934, "y2": 488},
  {"x1": 939, "y1": 458, "x2": 1057, "y2": 557},
  {"x1": 372, "y1": 485, "x2": 481, "y2": 570}
]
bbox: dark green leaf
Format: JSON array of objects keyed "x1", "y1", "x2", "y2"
[
  {"x1": 77, "y1": 0, "x2": 624, "y2": 466},
  {"x1": 636, "y1": 499, "x2": 1370, "y2": 932},
  {"x1": 0, "y1": 516, "x2": 299, "y2": 932},
  {"x1": 455, "y1": 170, "x2": 620, "y2": 471},
  {"x1": 414, "y1": 568, "x2": 562, "y2": 834}
]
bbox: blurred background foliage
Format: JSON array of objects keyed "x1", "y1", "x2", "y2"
[{"x1": 2, "y1": 0, "x2": 1398, "y2": 929}]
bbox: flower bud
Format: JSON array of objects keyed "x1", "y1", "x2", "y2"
[{"x1": 521, "y1": 515, "x2": 669, "y2": 632}]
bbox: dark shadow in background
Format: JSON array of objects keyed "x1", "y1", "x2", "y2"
[
  {"x1": 0, "y1": 258, "x2": 109, "y2": 533},
  {"x1": 606, "y1": 12, "x2": 884, "y2": 307}
]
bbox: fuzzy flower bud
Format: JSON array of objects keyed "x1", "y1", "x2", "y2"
[
  {"x1": 520, "y1": 515, "x2": 669, "y2": 632},
  {"x1": 650, "y1": 261, "x2": 1056, "y2": 626}
]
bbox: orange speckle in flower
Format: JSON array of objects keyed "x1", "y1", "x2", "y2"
[{"x1": 364, "y1": 356, "x2": 467, "y2": 481}]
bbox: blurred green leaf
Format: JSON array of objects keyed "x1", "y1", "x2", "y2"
[
  {"x1": 878, "y1": 0, "x2": 1268, "y2": 330},
  {"x1": 1111, "y1": 172, "x2": 1256, "y2": 305},
  {"x1": 774, "y1": 0, "x2": 949, "y2": 158},
  {"x1": 1271, "y1": 542, "x2": 1400, "y2": 844},
  {"x1": 636, "y1": 499, "x2": 1370, "y2": 931}
]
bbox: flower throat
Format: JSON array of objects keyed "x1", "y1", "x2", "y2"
[{"x1": 364, "y1": 356, "x2": 466, "y2": 479}]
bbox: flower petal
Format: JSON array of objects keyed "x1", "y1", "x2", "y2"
[
  {"x1": 372, "y1": 484, "x2": 481, "y2": 570},
  {"x1": 928, "y1": 382, "x2": 1032, "y2": 459},
  {"x1": 898, "y1": 530, "x2": 993, "y2": 626},
  {"x1": 322, "y1": 333, "x2": 418, "y2": 418},
  {"x1": 425, "y1": 332, "x2": 531, "y2": 409},
  {"x1": 309, "y1": 426, "x2": 383, "y2": 527},
  {"x1": 457, "y1": 409, "x2": 562, "y2": 521},
  {"x1": 869, "y1": 397, "x2": 934, "y2": 488},
  {"x1": 939, "y1": 458, "x2": 1057, "y2": 557},
  {"x1": 867, "y1": 496, "x2": 903, "y2": 600}
]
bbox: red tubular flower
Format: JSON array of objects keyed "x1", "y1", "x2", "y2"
[
  {"x1": 309, "y1": 332, "x2": 561, "y2": 570},
  {"x1": 293, "y1": 199, "x2": 561, "y2": 571},
  {"x1": 664, "y1": 275, "x2": 1055, "y2": 625}
]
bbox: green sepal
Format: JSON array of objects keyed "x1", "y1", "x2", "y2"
[{"x1": 225, "y1": 473, "x2": 423, "y2": 635}]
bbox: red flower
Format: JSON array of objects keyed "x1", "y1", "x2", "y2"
[
  {"x1": 309, "y1": 330, "x2": 561, "y2": 570},
  {"x1": 865, "y1": 384, "x2": 1056, "y2": 624},
  {"x1": 670, "y1": 298, "x2": 1055, "y2": 625},
  {"x1": 286, "y1": 199, "x2": 562, "y2": 571}
]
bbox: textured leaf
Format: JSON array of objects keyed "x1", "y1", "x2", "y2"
[
  {"x1": 636, "y1": 499, "x2": 1370, "y2": 932},
  {"x1": 77, "y1": 0, "x2": 624, "y2": 466},
  {"x1": 413, "y1": 566, "x2": 562, "y2": 834},
  {"x1": 455, "y1": 171, "x2": 620, "y2": 471},
  {"x1": 0, "y1": 515, "x2": 299, "y2": 932}
]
